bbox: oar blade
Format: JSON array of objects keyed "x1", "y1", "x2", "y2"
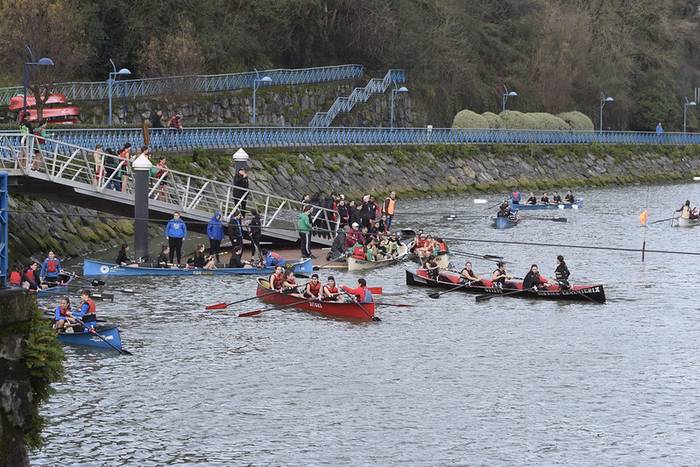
[
  {"x1": 91, "y1": 279, "x2": 105, "y2": 287},
  {"x1": 238, "y1": 309, "x2": 263, "y2": 317},
  {"x1": 205, "y1": 303, "x2": 229, "y2": 310},
  {"x1": 474, "y1": 294, "x2": 493, "y2": 302},
  {"x1": 368, "y1": 287, "x2": 383, "y2": 295},
  {"x1": 428, "y1": 292, "x2": 441, "y2": 299}
]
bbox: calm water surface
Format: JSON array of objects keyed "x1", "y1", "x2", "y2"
[{"x1": 32, "y1": 183, "x2": 700, "y2": 465}]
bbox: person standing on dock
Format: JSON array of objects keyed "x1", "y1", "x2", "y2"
[
  {"x1": 248, "y1": 209, "x2": 263, "y2": 261},
  {"x1": 228, "y1": 210, "x2": 244, "y2": 250},
  {"x1": 383, "y1": 191, "x2": 397, "y2": 231},
  {"x1": 165, "y1": 211, "x2": 187, "y2": 265},
  {"x1": 233, "y1": 168, "x2": 249, "y2": 215},
  {"x1": 207, "y1": 211, "x2": 224, "y2": 262},
  {"x1": 298, "y1": 205, "x2": 314, "y2": 259}
]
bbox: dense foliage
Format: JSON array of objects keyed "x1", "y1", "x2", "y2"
[{"x1": 0, "y1": 0, "x2": 698, "y2": 129}]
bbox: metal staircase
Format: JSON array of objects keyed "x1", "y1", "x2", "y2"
[
  {"x1": 0, "y1": 133, "x2": 337, "y2": 246},
  {"x1": 308, "y1": 69, "x2": 406, "y2": 127}
]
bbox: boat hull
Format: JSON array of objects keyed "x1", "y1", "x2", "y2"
[
  {"x1": 255, "y1": 278, "x2": 375, "y2": 320},
  {"x1": 36, "y1": 274, "x2": 74, "y2": 298},
  {"x1": 347, "y1": 243, "x2": 410, "y2": 272},
  {"x1": 674, "y1": 217, "x2": 700, "y2": 228},
  {"x1": 82, "y1": 258, "x2": 313, "y2": 277},
  {"x1": 492, "y1": 216, "x2": 519, "y2": 229},
  {"x1": 510, "y1": 199, "x2": 583, "y2": 210},
  {"x1": 405, "y1": 269, "x2": 605, "y2": 303},
  {"x1": 57, "y1": 326, "x2": 123, "y2": 351}
]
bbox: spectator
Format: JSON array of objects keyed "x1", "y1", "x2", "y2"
[
  {"x1": 93, "y1": 144, "x2": 104, "y2": 186},
  {"x1": 151, "y1": 110, "x2": 164, "y2": 128},
  {"x1": 165, "y1": 211, "x2": 187, "y2": 265},
  {"x1": 117, "y1": 143, "x2": 132, "y2": 192},
  {"x1": 233, "y1": 167, "x2": 249, "y2": 215},
  {"x1": 227, "y1": 210, "x2": 244, "y2": 250},
  {"x1": 207, "y1": 211, "x2": 224, "y2": 263},
  {"x1": 168, "y1": 113, "x2": 183, "y2": 131},
  {"x1": 298, "y1": 205, "x2": 313, "y2": 259},
  {"x1": 248, "y1": 208, "x2": 263, "y2": 261}
]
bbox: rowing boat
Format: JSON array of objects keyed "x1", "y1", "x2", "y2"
[
  {"x1": 410, "y1": 251, "x2": 451, "y2": 269},
  {"x1": 492, "y1": 216, "x2": 519, "y2": 229},
  {"x1": 255, "y1": 278, "x2": 376, "y2": 320},
  {"x1": 36, "y1": 273, "x2": 75, "y2": 298},
  {"x1": 510, "y1": 199, "x2": 584, "y2": 210},
  {"x1": 82, "y1": 257, "x2": 313, "y2": 277},
  {"x1": 405, "y1": 269, "x2": 606, "y2": 303},
  {"x1": 56, "y1": 326, "x2": 123, "y2": 351},
  {"x1": 347, "y1": 242, "x2": 411, "y2": 272},
  {"x1": 672, "y1": 216, "x2": 700, "y2": 228}
]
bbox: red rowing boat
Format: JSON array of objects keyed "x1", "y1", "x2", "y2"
[{"x1": 255, "y1": 278, "x2": 376, "y2": 321}]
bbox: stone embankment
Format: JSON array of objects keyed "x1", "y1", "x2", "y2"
[{"x1": 8, "y1": 144, "x2": 700, "y2": 264}]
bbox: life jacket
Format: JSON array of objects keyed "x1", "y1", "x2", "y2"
[
  {"x1": 46, "y1": 259, "x2": 59, "y2": 274},
  {"x1": 352, "y1": 245, "x2": 366, "y2": 260},
  {"x1": 324, "y1": 285, "x2": 338, "y2": 295},
  {"x1": 84, "y1": 299, "x2": 97, "y2": 314},
  {"x1": 384, "y1": 197, "x2": 396, "y2": 215},
  {"x1": 57, "y1": 306, "x2": 70, "y2": 317},
  {"x1": 9, "y1": 271, "x2": 21, "y2": 285},
  {"x1": 438, "y1": 242, "x2": 448, "y2": 253},
  {"x1": 23, "y1": 269, "x2": 36, "y2": 284},
  {"x1": 285, "y1": 277, "x2": 297, "y2": 288},
  {"x1": 511, "y1": 191, "x2": 520, "y2": 202},
  {"x1": 270, "y1": 252, "x2": 282, "y2": 261},
  {"x1": 271, "y1": 273, "x2": 284, "y2": 290},
  {"x1": 307, "y1": 281, "x2": 321, "y2": 297},
  {"x1": 415, "y1": 239, "x2": 426, "y2": 249}
]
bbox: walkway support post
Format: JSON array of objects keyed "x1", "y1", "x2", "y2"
[{"x1": 132, "y1": 154, "x2": 151, "y2": 261}]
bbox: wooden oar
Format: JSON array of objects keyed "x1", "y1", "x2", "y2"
[
  {"x1": 519, "y1": 216, "x2": 567, "y2": 222},
  {"x1": 376, "y1": 302, "x2": 413, "y2": 308},
  {"x1": 428, "y1": 282, "x2": 470, "y2": 299},
  {"x1": 649, "y1": 216, "x2": 675, "y2": 225},
  {"x1": 73, "y1": 318, "x2": 132, "y2": 355},
  {"x1": 238, "y1": 296, "x2": 315, "y2": 317},
  {"x1": 475, "y1": 288, "x2": 528, "y2": 302},
  {"x1": 340, "y1": 288, "x2": 381, "y2": 321},
  {"x1": 206, "y1": 287, "x2": 296, "y2": 310}
]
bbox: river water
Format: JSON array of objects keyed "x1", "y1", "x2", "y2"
[{"x1": 32, "y1": 183, "x2": 700, "y2": 465}]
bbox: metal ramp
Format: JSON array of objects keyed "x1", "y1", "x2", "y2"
[
  {"x1": 308, "y1": 69, "x2": 406, "y2": 127},
  {"x1": 0, "y1": 134, "x2": 337, "y2": 246}
]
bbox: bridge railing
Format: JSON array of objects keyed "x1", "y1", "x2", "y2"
[
  {"x1": 0, "y1": 134, "x2": 339, "y2": 241},
  {"x1": 25, "y1": 126, "x2": 700, "y2": 151},
  {"x1": 0, "y1": 65, "x2": 364, "y2": 105}
]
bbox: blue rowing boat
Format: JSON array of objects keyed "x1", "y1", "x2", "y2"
[
  {"x1": 510, "y1": 199, "x2": 584, "y2": 211},
  {"x1": 36, "y1": 273, "x2": 75, "y2": 298},
  {"x1": 492, "y1": 216, "x2": 519, "y2": 229},
  {"x1": 57, "y1": 326, "x2": 123, "y2": 351},
  {"x1": 82, "y1": 257, "x2": 313, "y2": 277}
]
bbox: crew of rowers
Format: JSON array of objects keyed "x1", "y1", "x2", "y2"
[
  {"x1": 411, "y1": 232, "x2": 449, "y2": 266},
  {"x1": 511, "y1": 190, "x2": 576, "y2": 205},
  {"x1": 267, "y1": 267, "x2": 373, "y2": 303},
  {"x1": 52, "y1": 290, "x2": 98, "y2": 333},
  {"x1": 9, "y1": 251, "x2": 66, "y2": 291},
  {"x1": 677, "y1": 200, "x2": 699, "y2": 219},
  {"x1": 454, "y1": 255, "x2": 571, "y2": 290}
]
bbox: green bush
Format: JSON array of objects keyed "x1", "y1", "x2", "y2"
[
  {"x1": 452, "y1": 109, "x2": 489, "y2": 129},
  {"x1": 558, "y1": 111, "x2": 595, "y2": 131},
  {"x1": 481, "y1": 112, "x2": 503, "y2": 128},
  {"x1": 498, "y1": 110, "x2": 537, "y2": 129},
  {"x1": 528, "y1": 112, "x2": 570, "y2": 130}
]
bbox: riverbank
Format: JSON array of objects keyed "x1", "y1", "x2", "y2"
[{"x1": 9, "y1": 143, "x2": 700, "y2": 263}]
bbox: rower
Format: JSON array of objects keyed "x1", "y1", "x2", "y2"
[
  {"x1": 426, "y1": 256, "x2": 440, "y2": 280},
  {"x1": 526, "y1": 192, "x2": 537, "y2": 205},
  {"x1": 115, "y1": 243, "x2": 131, "y2": 265},
  {"x1": 156, "y1": 245, "x2": 170, "y2": 268},
  {"x1": 303, "y1": 274, "x2": 322, "y2": 299},
  {"x1": 282, "y1": 271, "x2": 298, "y2": 294},
  {"x1": 678, "y1": 200, "x2": 693, "y2": 220},
  {"x1": 554, "y1": 255, "x2": 570, "y2": 290},
  {"x1": 523, "y1": 264, "x2": 550, "y2": 290},
  {"x1": 228, "y1": 246, "x2": 249, "y2": 268},
  {"x1": 460, "y1": 261, "x2": 481, "y2": 285},
  {"x1": 322, "y1": 276, "x2": 341, "y2": 302},
  {"x1": 22, "y1": 262, "x2": 40, "y2": 291},
  {"x1": 269, "y1": 266, "x2": 285, "y2": 290},
  {"x1": 511, "y1": 189, "x2": 521, "y2": 204},
  {"x1": 341, "y1": 278, "x2": 373, "y2": 304},
  {"x1": 40, "y1": 251, "x2": 63, "y2": 286},
  {"x1": 496, "y1": 202, "x2": 514, "y2": 218},
  {"x1": 564, "y1": 191, "x2": 575, "y2": 204},
  {"x1": 263, "y1": 250, "x2": 287, "y2": 268},
  {"x1": 74, "y1": 290, "x2": 98, "y2": 329},
  {"x1": 53, "y1": 296, "x2": 77, "y2": 331},
  {"x1": 540, "y1": 192, "x2": 550, "y2": 204},
  {"x1": 552, "y1": 191, "x2": 562, "y2": 204},
  {"x1": 492, "y1": 262, "x2": 511, "y2": 289}
]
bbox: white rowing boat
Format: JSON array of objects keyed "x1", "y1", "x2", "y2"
[
  {"x1": 347, "y1": 243, "x2": 411, "y2": 272},
  {"x1": 673, "y1": 216, "x2": 700, "y2": 228}
]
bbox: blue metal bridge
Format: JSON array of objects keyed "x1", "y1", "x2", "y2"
[
  {"x1": 0, "y1": 64, "x2": 364, "y2": 106},
  {"x1": 2, "y1": 127, "x2": 697, "y2": 152}
]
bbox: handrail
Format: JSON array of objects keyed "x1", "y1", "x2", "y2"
[
  {"x1": 0, "y1": 134, "x2": 339, "y2": 243},
  {"x1": 0, "y1": 64, "x2": 364, "y2": 105},
  {"x1": 15, "y1": 126, "x2": 700, "y2": 151},
  {"x1": 309, "y1": 69, "x2": 406, "y2": 127}
]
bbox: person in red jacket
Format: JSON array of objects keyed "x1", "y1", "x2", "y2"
[{"x1": 341, "y1": 278, "x2": 373, "y2": 303}]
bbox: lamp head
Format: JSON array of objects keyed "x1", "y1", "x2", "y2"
[
  {"x1": 260, "y1": 76, "x2": 272, "y2": 83},
  {"x1": 397, "y1": 86, "x2": 408, "y2": 93},
  {"x1": 117, "y1": 68, "x2": 131, "y2": 75},
  {"x1": 37, "y1": 57, "x2": 54, "y2": 66},
  {"x1": 604, "y1": 96, "x2": 614, "y2": 102},
  {"x1": 689, "y1": 101, "x2": 697, "y2": 107},
  {"x1": 507, "y1": 91, "x2": 518, "y2": 97}
]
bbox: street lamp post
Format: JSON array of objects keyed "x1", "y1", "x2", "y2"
[
  {"x1": 22, "y1": 52, "x2": 54, "y2": 121},
  {"x1": 501, "y1": 85, "x2": 518, "y2": 112},
  {"x1": 599, "y1": 94, "x2": 614, "y2": 133},
  {"x1": 390, "y1": 86, "x2": 408, "y2": 128},
  {"x1": 108, "y1": 59, "x2": 131, "y2": 126},
  {"x1": 683, "y1": 97, "x2": 696, "y2": 133},
  {"x1": 252, "y1": 75, "x2": 272, "y2": 124}
]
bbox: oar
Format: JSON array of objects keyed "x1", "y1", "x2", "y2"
[
  {"x1": 428, "y1": 282, "x2": 470, "y2": 299},
  {"x1": 449, "y1": 250, "x2": 505, "y2": 262},
  {"x1": 238, "y1": 296, "x2": 315, "y2": 317},
  {"x1": 90, "y1": 292, "x2": 114, "y2": 301},
  {"x1": 475, "y1": 288, "x2": 528, "y2": 302},
  {"x1": 519, "y1": 216, "x2": 567, "y2": 222},
  {"x1": 73, "y1": 318, "x2": 132, "y2": 355},
  {"x1": 206, "y1": 287, "x2": 297, "y2": 310},
  {"x1": 376, "y1": 302, "x2": 413, "y2": 308},
  {"x1": 340, "y1": 288, "x2": 381, "y2": 321},
  {"x1": 649, "y1": 216, "x2": 675, "y2": 225}
]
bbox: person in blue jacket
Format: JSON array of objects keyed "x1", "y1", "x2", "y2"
[
  {"x1": 262, "y1": 249, "x2": 287, "y2": 267},
  {"x1": 165, "y1": 211, "x2": 187, "y2": 265},
  {"x1": 207, "y1": 210, "x2": 224, "y2": 263},
  {"x1": 40, "y1": 251, "x2": 63, "y2": 285}
]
